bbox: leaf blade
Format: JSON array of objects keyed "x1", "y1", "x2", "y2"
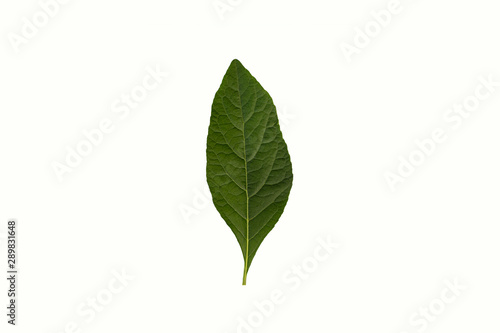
[{"x1": 206, "y1": 59, "x2": 293, "y2": 285}]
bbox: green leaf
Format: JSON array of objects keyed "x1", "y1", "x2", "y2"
[{"x1": 206, "y1": 59, "x2": 293, "y2": 285}]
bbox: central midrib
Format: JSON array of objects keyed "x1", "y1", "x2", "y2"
[{"x1": 234, "y1": 65, "x2": 250, "y2": 284}]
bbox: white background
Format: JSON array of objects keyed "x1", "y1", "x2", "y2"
[{"x1": 1, "y1": 0, "x2": 500, "y2": 332}]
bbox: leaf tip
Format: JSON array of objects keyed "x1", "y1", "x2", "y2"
[{"x1": 230, "y1": 58, "x2": 243, "y2": 68}]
